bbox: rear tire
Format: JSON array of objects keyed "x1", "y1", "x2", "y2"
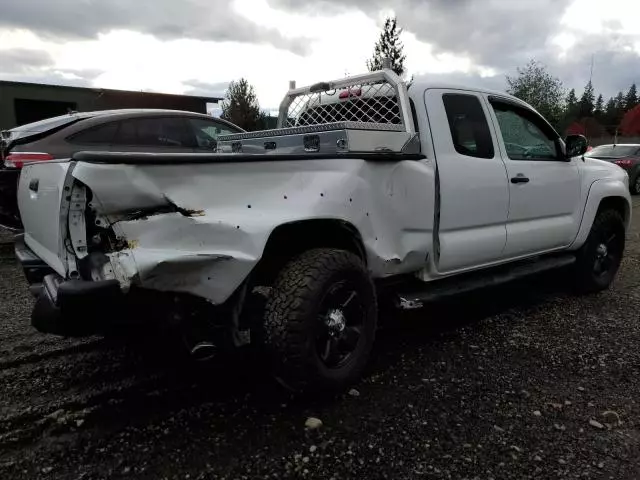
[
  {"x1": 573, "y1": 209, "x2": 625, "y2": 293},
  {"x1": 263, "y1": 248, "x2": 377, "y2": 393}
]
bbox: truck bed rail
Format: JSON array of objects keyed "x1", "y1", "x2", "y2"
[{"x1": 71, "y1": 151, "x2": 426, "y2": 165}]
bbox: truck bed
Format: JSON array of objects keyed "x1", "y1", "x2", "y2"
[{"x1": 19, "y1": 153, "x2": 436, "y2": 307}]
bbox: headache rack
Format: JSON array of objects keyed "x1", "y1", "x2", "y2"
[{"x1": 216, "y1": 69, "x2": 420, "y2": 156}]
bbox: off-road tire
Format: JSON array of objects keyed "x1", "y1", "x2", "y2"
[
  {"x1": 573, "y1": 209, "x2": 625, "y2": 293},
  {"x1": 263, "y1": 248, "x2": 377, "y2": 393}
]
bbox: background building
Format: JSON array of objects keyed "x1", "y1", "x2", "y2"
[{"x1": 0, "y1": 81, "x2": 222, "y2": 129}]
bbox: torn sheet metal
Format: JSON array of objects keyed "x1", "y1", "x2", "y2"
[
  {"x1": 70, "y1": 158, "x2": 436, "y2": 304},
  {"x1": 68, "y1": 183, "x2": 88, "y2": 259}
]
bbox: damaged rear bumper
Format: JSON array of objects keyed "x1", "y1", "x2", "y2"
[
  {"x1": 17, "y1": 236, "x2": 126, "y2": 336},
  {"x1": 17, "y1": 236, "x2": 244, "y2": 341},
  {"x1": 32, "y1": 274, "x2": 125, "y2": 336}
]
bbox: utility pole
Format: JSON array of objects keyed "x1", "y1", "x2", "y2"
[{"x1": 585, "y1": 54, "x2": 594, "y2": 142}]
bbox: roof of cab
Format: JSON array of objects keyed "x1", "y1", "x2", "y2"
[
  {"x1": 408, "y1": 80, "x2": 527, "y2": 104},
  {"x1": 298, "y1": 80, "x2": 531, "y2": 112}
]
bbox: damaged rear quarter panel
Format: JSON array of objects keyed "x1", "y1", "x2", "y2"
[{"x1": 71, "y1": 159, "x2": 435, "y2": 304}]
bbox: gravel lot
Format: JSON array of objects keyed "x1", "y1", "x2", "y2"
[
  {"x1": 0, "y1": 227, "x2": 13, "y2": 244},
  {"x1": 1, "y1": 201, "x2": 640, "y2": 480}
]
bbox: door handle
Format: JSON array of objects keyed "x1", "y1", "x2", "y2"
[
  {"x1": 511, "y1": 174, "x2": 529, "y2": 184},
  {"x1": 28, "y1": 178, "x2": 39, "y2": 192}
]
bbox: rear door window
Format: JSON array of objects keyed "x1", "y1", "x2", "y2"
[
  {"x1": 113, "y1": 120, "x2": 137, "y2": 145},
  {"x1": 442, "y1": 93, "x2": 495, "y2": 159},
  {"x1": 112, "y1": 117, "x2": 195, "y2": 147}
]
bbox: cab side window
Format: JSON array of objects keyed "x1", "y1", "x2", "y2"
[
  {"x1": 490, "y1": 101, "x2": 560, "y2": 161},
  {"x1": 442, "y1": 93, "x2": 495, "y2": 159}
]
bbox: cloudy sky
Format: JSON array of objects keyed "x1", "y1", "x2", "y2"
[{"x1": 1, "y1": 0, "x2": 639, "y2": 113}]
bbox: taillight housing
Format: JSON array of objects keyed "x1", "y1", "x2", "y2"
[
  {"x1": 4, "y1": 152, "x2": 55, "y2": 169},
  {"x1": 614, "y1": 159, "x2": 634, "y2": 168}
]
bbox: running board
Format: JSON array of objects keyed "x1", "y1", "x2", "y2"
[{"x1": 396, "y1": 254, "x2": 576, "y2": 310}]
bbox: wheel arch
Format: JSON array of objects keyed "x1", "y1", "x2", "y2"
[
  {"x1": 598, "y1": 196, "x2": 630, "y2": 227},
  {"x1": 250, "y1": 218, "x2": 367, "y2": 286},
  {"x1": 570, "y1": 179, "x2": 631, "y2": 250}
]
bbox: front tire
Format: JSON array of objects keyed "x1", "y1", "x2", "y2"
[
  {"x1": 263, "y1": 248, "x2": 377, "y2": 393},
  {"x1": 573, "y1": 209, "x2": 625, "y2": 293}
]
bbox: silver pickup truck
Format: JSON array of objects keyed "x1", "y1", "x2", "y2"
[{"x1": 15, "y1": 69, "x2": 631, "y2": 393}]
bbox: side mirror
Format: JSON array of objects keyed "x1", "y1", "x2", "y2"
[{"x1": 564, "y1": 134, "x2": 588, "y2": 159}]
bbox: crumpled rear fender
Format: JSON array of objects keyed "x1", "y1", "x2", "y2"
[{"x1": 71, "y1": 158, "x2": 434, "y2": 304}]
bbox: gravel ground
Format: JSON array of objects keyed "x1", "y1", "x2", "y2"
[
  {"x1": 0, "y1": 227, "x2": 14, "y2": 243},
  {"x1": 1, "y1": 202, "x2": 640, "y2": 480}
]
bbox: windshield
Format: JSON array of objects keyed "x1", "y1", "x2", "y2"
[{"x1": 585, "y1": 145, "x2": 639, "y2": 158}]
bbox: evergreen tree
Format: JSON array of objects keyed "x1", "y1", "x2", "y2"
[
  {"x1": 578, "y1": 81, "x2": 595, "y2": 117},
  {"x1": 594, "y1": 94, "x2": 604, "y2": 118},
  {"x1": 367, "y1": 17, "x2": 407, "y2": 77},
  {"x1": 604, "y1": 97, "x2": 616, "y2": 117},
  {"x1": 625, "y1": 83, "x2": 638, "y2": 111},
  {"x1": 565, "y1": 88, "x2": 579, "y2": 117},
  {"x1": 615, "y1": 91, "x2": 625, "y2": 110},
  {"x1": 603, "y1": 97, "x2": 618, "y2": 134},
  {"x1": 506, "y1": 60, "x2": 564, "y2": 129},
  {"x1": 558, "y1": 88, "x2": 579, "y2": 132},
  {"x1": 220, "y1": 78, "x2": 266, "y2": 131},
  {"x1": 602, "y1": 92, "x2": 628, "y2": 133}
]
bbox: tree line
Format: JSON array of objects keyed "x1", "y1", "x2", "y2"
[
  {"x1": 507, "y1": 60, "x2": 640, "y2": 138},
  {"x1": 219, "y1": 16, "x2": 639, "y2": 138}
]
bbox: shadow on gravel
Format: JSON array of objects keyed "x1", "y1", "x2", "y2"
[
  {"x1": 71, "y1": 271, "x2": 568, "y2": 433},
  {"x1": 367, "y1": 270, "x2": 567, "y2": 375},
  {"x1": 378, "y1": 270, "x2": 565, "y2": 338}
]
